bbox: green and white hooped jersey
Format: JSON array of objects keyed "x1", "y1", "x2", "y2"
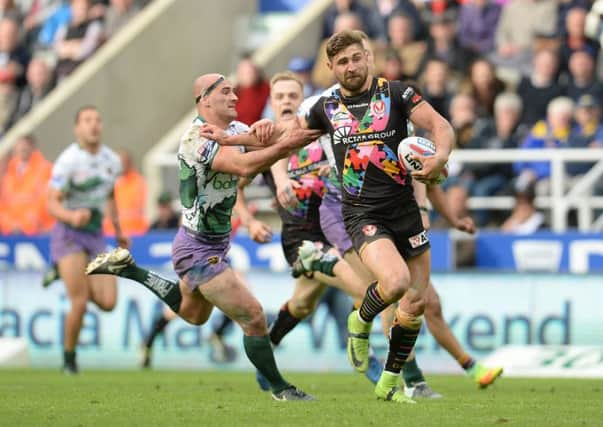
[
  {"x1": 178, "y1": 116, "x2": 248, "y2": 236},
  {"x1": 50, "y1": 143, "x2": 122, "y2": 232}
]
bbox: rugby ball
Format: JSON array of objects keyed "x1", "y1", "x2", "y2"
[{"x1": 397, "y1": 136, "x2": 448, "y2": 184}]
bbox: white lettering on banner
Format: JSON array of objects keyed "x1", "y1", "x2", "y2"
[
  {"x1": 512, "y1": 240, "x2": 563, "y2": 271},
  {"x1": 256, "y1": 243, "x2": 288, "y2": 272},
  {"x1": 569, "y1": 241, "x2": 603, "y2": 274},
  {"x1": 227, "y1": 243, "x2": 250, "y2": 272},
  {"x1": 149, "y1": 242, "x2": 172, "y2": 258},
  {"x1": 15, "y1": 243, "x2": 46, "y2": 270},
  {"x1": 483, "y1": 345, "x2": 603, "y2": 378}
]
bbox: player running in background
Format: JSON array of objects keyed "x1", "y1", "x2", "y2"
[
  {"x1": 301, "y1": 30, "x2": 453, "y2": 404},
  {"x1": 47, "y1": 106, "x2": 129, "y2": 374},
  {"x1": 86, "y1": 73, "x2": 321, "y2": 401}
]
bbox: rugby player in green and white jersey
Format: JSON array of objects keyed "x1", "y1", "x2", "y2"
[
  {"x1": 48, "y1": 106, "x2": 129, "y2": 374},
  {"x1": 86, "y1": 73, "x2": 321, "y2": 401}
]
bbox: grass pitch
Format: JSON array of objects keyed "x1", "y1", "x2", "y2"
[{"x1": 0, "y1": 370, "x2": 601, "y2": 427}]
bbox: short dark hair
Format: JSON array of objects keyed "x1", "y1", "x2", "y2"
[
  {"x1": 326, "y1": 30, "x2": 364, "y2": 60},
  {"x1": 74, "y1": 105, "x2": 98, "y2": 123}
]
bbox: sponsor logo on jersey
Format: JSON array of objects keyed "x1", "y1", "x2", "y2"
[
  {"x1": 333, "y1": 129, "x2": 397, "y2": 145},
  {"x1": 408, "y1": 230, "x2": 428, "y2": 248},
  {"x1": 371, "y1": 100, "x2": 386, "y2": 119},
  {"x1": 362, "y1": 224, "x2": 377, "y2": 237},
  {"x1": 207, "y1": 256, "x2": 221, "y2": 265}
]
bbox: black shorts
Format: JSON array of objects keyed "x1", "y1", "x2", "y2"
[
  {"x1": 281, "y1": 222, "x2": 333, "y2": 266},
  {"x1": 343, "y1": 203, "x2": 430, "y2": 260}
]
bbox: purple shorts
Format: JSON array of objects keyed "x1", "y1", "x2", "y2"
[
  {"x1": 171, "y1": 227, "x2": 230, "y2": 291},
  {"x1": 50, "y1": 222, "x2": 106, "y2": 262},
  {"x1": 319, "y1": 185, "x2": 353, "y2": 254}
]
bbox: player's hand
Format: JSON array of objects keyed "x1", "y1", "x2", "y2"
[
  {"x1": 283, "y1": 128, "x2": 322, "y2": 150},
  {"x1": 411, "y1": 153, "x2": 448, "y2": 184},
  {"x1": 249, "y1": 119, "x2": 275, "y2": 145},
  {"x1": 248, "y1": 218, "x2": 272, "y2": 243},
  {"x1": 276, "y1": 179, "x2": 300, "y2": 209},
  {"x1": 69, "y1": 209, "x2": 91, "y2": 228},
  {"x1": 454, "y1": 216, "x2": 476, "y2": 234},
  {"x1": 199, "y1": 124, "x2": 229, "y2": 144},
  {"x1": 317, "y1": 164, "x2": 331, "y2": 177},
  {"x1": 115, "y1": 232, "x2": 131, "y2": 248}
]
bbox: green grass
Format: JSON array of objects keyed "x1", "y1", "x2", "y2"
[{"x1": 0, "y1": 370, "x2": 601, "y2": 427}]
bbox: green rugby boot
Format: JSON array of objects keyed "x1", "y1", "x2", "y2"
[{"x1": 347, "y1": 310, "x2": 371, "y2": 373}]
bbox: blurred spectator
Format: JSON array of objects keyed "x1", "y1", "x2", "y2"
[
  {"x1": 460, "y1": 57, "x2": 505, "y2": 118},
  {"x1": 37, "y1": 0, "x2": 71, "y2": 49},
  {"x1": 54, "y1": 0, "x2": 103, "y2": 81},
  {"x1": 103, "y1": 0, "x2": 140, "y2": 39},
  {"x1": 234, "y1": 56, "x2": 270, "y2": 125},
  {"x1": 380, "y1": 48, "x2": 410, "y2": 81},
  {"x1": 22, "y1": 0, "x2": 65, "y2": 50},
  {"x1": 585, "y1": 0, "x2": 603, "y2": 48},
  {"x1": 517, "y1": 49, "x2": 564, "y2": 126},
  {"x1": 457, "y1": 0, "x2": 501, "y2": 56},
  {"x1": 287, "y1": 56, "x2": 318, "y2": 98},
  {"x1": 0, "y1": 0, "x2": 22, "y2": 22},
  {"x1": 489, "y1": 0, "x2": 558, "y2": 81},
  {"x1": 513, "y1": 96, "x2": 575, "y2": 195},
  {"x1": 557, "y1": 0, "x2": 592, "y2": 37},
  {"x1": 149, "y1": 190, "x2": 179, "y2": 230},
  {"x1": 10, "y1": 57, "x2": 55, "y2": 123},
  {"x1": 567, "y1": 94, "x2": 603, "y2": 176},
  {"x1": 312, "y1": 12, "x2": 363, "y2": 90},
  {"x1": 374, "y1": 0, "x2": 425, "y2": 40},
  {"x1": 558, "y1": 7, "x2": 599, "y2": 78},
  {"x1": 501, "y1": 180, "x2": 546, "y2": 234},
  {"x1": 0, "y1": 17, "x2": 30, "y2": 134},
  {"x1": 415, "y1": 10, "x2": 474, "y2": 81},
  {"x1": 565, "y1": 50, "x2": 603, "y2": 102},
  {"x1": 419, "y1": 57, "x2": 453, "y2": 119},
  {"x1": 385, "y1": 11, "x2": 426, "y2": 78},
  {"x1": 443, "y1": 93, "x2": 498, "y2": 222},
  {"x1": 89, "y1": 0, "x2": 109, "y2": 20},
  {"x1": 0, "y1": 134, "x2": 54, "y2": 235},
  {"x1": 323, "y1": 0, "x2": 385, "y2": 40},
  {"x1": 103, "y1": 148, "x2": 148, "y2": 236}
]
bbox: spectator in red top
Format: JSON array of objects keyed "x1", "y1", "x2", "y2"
[{"x1": 234, "y1": 56, "x2": 270, "y2": 126}]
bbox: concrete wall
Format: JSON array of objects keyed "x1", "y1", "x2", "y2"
[{"x1": 0, "y1": 0, "x2": 256, "y2": 162}]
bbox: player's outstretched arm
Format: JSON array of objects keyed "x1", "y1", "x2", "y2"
[
  {"x1": 209, "y1": 128, "x2": 322, "y2": 177},
  {"x1": 409, "y1": 103, "x2": 454, "y2": 183}
]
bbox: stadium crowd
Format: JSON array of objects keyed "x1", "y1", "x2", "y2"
[{"x1": 2, "y1": 0, "x2": 603, "y2": 238}]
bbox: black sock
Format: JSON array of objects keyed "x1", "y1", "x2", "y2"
[
  {"x1": 119, "y1": 265, "x2": 182, "y2": 313},
  {"x1": 145, "y1": 315, "x2": 170, "y2": 348},
  {"x1": 358, "y1": 282, "x2": 389, "y2": 322},
  {"x1": 212, "y1": 314, "x2": 233, "y2": 338},
  {"x1": 243, "y1": 335, "x2": 290, "y2": 393},
  {"x1": 384, "y1": 322, "x2": 421, "y2": 374},
  {"x1": 402, "y1": 357, "x2": 425, "y2": 387},
  {"x1": 269, "y1": 302, "x2": 301, "y2": 345},
  {"x1": 63, "y1": 350, "x2": 76, "y2": 366}
]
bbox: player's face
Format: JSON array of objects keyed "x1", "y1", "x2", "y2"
[
  {"x1": 75, "y1": 109, "x2": 102, "y2": 146},
  {"x1": 209, "y1": 80, "x2": 238, "y2": 121},
  {"x1": 328, "y1": 43, "x2": 369, "y2": 93},
  {"x1": 270, "y1": 80, "x2": 303, "y2": 121}
]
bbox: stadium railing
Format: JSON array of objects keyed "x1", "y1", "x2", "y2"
[{"x1": 146, "y1": 147, "x2": 603, "y2": 232}]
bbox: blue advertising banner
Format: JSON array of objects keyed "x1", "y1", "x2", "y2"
[
  {"x1": 475, "y1": 231, "x2": 603, "y2": 273},
  {"x1": 1, "y1": 272, "x2": 602, "y2": 372},
  {"x1": 0, "y1": 231, "x2": 451, "y2": 272}
]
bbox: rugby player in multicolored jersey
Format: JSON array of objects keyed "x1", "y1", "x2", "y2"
[
  {"x1": 251, "y1": 71, "x2": 383, "y2": 390},
  {"x1": 86, "y1": 73, "x2": 321, "y2": 401},
  {"x1": 301, "y1": 30, "x2": 454, "y2": 404},
  {"x1": 47, "y1": 106, "x2": 128, "y2": 374},
  {"x1": 295, "y1": 31, "x2": 502, "y2": 397}
]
